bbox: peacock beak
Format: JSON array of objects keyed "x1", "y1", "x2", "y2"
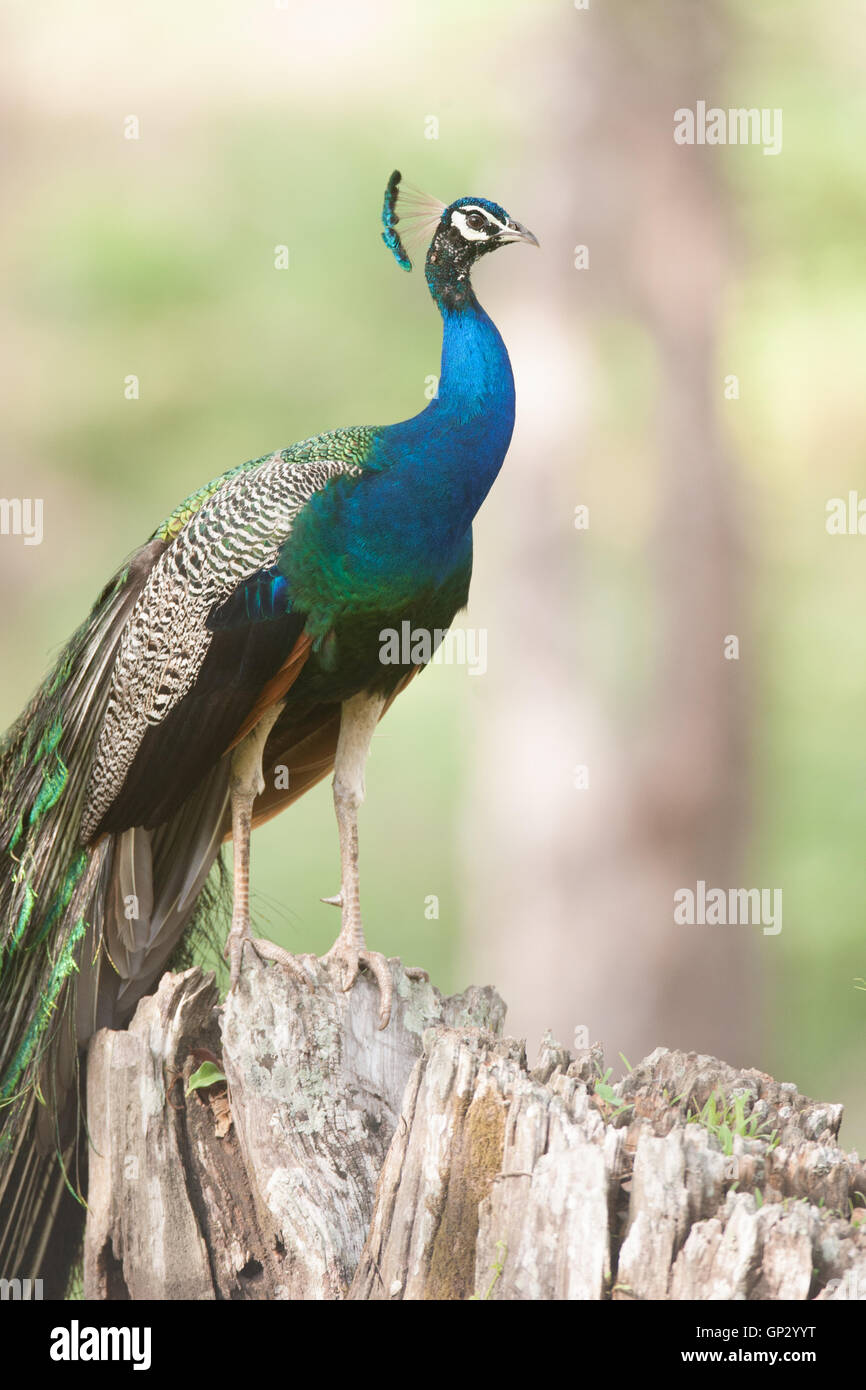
[{"x1": 501, "y1": 220, "x2": 539, "y2": 247}]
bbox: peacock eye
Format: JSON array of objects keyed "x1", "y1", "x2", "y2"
[{"x1": 465, "y1": 212, "x2": 486, "y2": 231}]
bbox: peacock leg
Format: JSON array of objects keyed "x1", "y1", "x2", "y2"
[
  {"x1": 322, "y1": 689, "x2": 412, "y2": 1029},
  {"x1": 225, "y1": 700, "x2": 306, "y2": 989}
]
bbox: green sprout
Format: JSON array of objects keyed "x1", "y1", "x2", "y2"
[
  {"x1": 186, "y1": 1061, "x2": 226, "y2": 1095},
  {"x1": 687, "y1": 1089, "x2": 778, "y2": 1155}
]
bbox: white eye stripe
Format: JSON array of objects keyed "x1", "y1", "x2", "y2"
[
  {"x1": 460, "y1": 204, "x2": 509, "y2": 232},
  {"x1": 450, "y1": 210, "x2": 489, "y2": 241}
]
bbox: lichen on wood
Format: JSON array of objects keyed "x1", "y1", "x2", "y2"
[{"x1": 84, "y1": 958, "x2": 866, "y2": 1301}]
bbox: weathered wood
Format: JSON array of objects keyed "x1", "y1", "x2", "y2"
[
  {"x1": 83, "y1": 955, "x2": 504, "y2": 1299},
  {"x1": 84, "y1": 961, "x2": 866, "y2": 1300}
]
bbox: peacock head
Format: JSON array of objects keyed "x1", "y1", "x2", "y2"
[{"x1": 381, "y1": 170, "x2": 538, "y2": 309}]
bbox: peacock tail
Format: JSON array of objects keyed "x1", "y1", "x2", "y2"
[{"x1": 0, "y1": 549, "x2": 151, "y2": 1284}]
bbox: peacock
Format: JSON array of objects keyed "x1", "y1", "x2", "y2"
[{"x1": 0, "y1": 171, "x2": 537, "y2": 1292}]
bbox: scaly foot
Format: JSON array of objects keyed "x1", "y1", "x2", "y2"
[
  {"x1": 322, "y1": 934, "x2": 394, "y2": 1028},
  {"x1": 225, "y1": 921, "x2": 310, "y2": 992},
  {"x1": 320, "y1": 893, "x2": 430, "y2": 1028}
]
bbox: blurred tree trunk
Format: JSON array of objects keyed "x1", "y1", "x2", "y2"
[{"x1": 462, "y1": 1, "x2": 756, "y2": 1069}]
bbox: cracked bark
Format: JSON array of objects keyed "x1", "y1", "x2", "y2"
[{"x1": 84, "y1": 958, "x2": 866, "y2": 1300}]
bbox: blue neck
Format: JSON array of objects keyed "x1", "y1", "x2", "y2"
[
  {"x1": 295, "y1": 287, "x2": 516, "y2": 608},
  {"x1": 379, "y1": 292, "x2": 516, "y2": 546},
  {"x1": 435, "y1": 295, "x2": 515, "y2": 429}
]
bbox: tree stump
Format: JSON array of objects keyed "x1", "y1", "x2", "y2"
[{"x1": 83, "y1": 957, "x2": 866, "y2": 1300}]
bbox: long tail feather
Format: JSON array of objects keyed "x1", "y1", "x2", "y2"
[{"x1": 0, "y1": 540, "x2": 230, "y2": 1287}]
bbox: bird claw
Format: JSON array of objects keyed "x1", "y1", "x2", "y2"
[
  {"x1": 225, "y1": 925, "x2": 310, "y2": 992},
  {"x1": 362, "y1": 951, "x2": 394, "y2": 1030},
  {"x1": 322, "y1": 939, "x2": 394, "y2": 1029},
  {"x1": 249, "y1": 936, "x2": 311, "y2": 985}
]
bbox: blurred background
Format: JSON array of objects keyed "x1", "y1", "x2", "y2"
[{"x1": 1, "y1": 1, "x2": 864, "y2": 1144}]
